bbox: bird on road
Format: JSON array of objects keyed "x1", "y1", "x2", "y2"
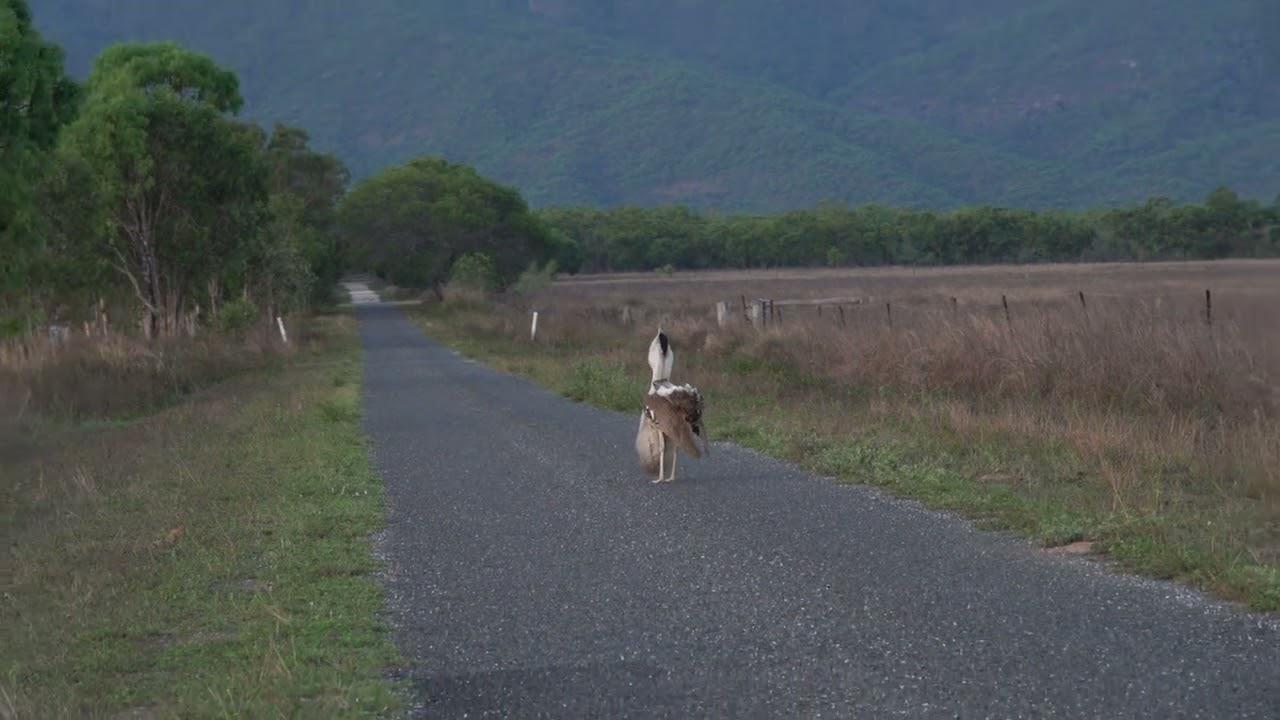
[{"x1": 636, "y1": 328, "x2": 708, "y2": 483}]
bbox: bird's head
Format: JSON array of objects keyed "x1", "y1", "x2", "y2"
[{"x1": 648, "y1": 327, "x2": 673, "y2": 382}]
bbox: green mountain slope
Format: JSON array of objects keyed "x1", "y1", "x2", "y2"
[
  {"x1": 838, "y1": 1, "x2": 1279, "y2": 157},
  {"x1": 28, "y1": 1, "x2": 1280, "y2": 210}
]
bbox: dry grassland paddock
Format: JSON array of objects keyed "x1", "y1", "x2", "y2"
[
  {"x1": 421, "y1": 258, "x2": 1280, "y2": 609},
  {"x1": 552, "y1": 259, "x2": 1280, "y2": 370}
]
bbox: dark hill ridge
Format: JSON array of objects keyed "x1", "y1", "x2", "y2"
[{"x1": 30, "y1": 1, "x2": 1280, "y2": 210}]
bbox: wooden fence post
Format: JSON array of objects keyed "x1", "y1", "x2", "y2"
[
  {"x1": 715, "y1": 301, "x2": 728, "y2": 328},
  {"x1": 951, "y1": 296, "x2": 957, "y2": 314},
  {"x1": 1002, "y1": 295, "x2": 1012, "y2": 328},
  {"x1": 531, "y1": 311, "x2": 539, "y2": 341},
  {"x1": 1078, "y1": 290, "x2": 1087, "y2": 312},
  {"x1": 1204, "y1": 289, "x2": 1212, "y2": 326},
  {"x1": 885, "y1": 302, "x2": 892, "y2": 328},
  {"x1": 740, "y1": 295, "x2": 749, "y2": 322},
  {"x1": 838, "y1": 305, "x2": 846, "y2": 328}
]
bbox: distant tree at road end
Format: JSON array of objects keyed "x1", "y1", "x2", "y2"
[{"x1": 338, "y1": 157, "x2": 571, "y2": 296}]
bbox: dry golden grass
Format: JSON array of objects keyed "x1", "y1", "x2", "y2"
[
  {"x1": 549, "y1": 258, "x2": 1280, "y2": 377},
  {"x1": 536, "y1": 259, "x2": 1280, "y2": 415},
  {"x1": 0, "y1": 320, "x2": 307, "y2": 424}
]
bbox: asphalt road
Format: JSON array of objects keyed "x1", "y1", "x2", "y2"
[{"x1": 357, "y1": 302, "x2": 1280, "y2": 718}]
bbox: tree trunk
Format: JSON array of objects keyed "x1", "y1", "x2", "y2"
[{"x1": 208, "y1": 278, "x2": 220, "y2": 319}]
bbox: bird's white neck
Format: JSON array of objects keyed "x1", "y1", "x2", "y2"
[
  {"x1": 648, "y1": 331, "x2": 674, "y2": 384},
  {"x1": 651, "y1": 353, "x2": 673, "y2": 384}
]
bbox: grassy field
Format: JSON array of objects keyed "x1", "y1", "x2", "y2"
[
  {"x1": 416, "y1": 259, "x2": 1280, "y2": 612},
  {"x1": 2, "y1": 315, "x2": 400, "y2": 716}
]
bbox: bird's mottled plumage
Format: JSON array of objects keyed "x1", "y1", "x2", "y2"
[
  {"x1": 636, "y1": 329, "x2": 707, "y2": 482},
  {"x1": 645, "y1": 382, "x2": 707, "y2": 458}
]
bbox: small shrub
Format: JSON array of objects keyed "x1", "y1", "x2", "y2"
[
  {"x1": 512, "y1": 261, "x2": 558, "y2": 296},
  {"x1": 655, "y1": 264, "x2": 675, "y2": 276},
  {"x1": 217, "y1": 299, "x2": 258, "y2": 335}
]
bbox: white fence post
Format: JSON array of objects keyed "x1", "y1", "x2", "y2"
[
  {"x1": 276, "y1": 316, "x2": 289, "y2": 344},
  {"x1": 715, "y1": 301, "x2": 728, "y2": 328},
  {"x1": 530, "y1": 311, "x2": 539, "y2": 341}
]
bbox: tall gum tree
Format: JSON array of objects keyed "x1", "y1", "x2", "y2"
[{"x1": 59, "y1": 42, "x2": 264, "y2": 337}]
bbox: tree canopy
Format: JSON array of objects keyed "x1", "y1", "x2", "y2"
[
  {"x1": 3, "y1": 27, "x2": 350, "y2": 337},
  {"x1": 57, "y1": 41, "x2": 262, "y2": 336},
  {"x1": 0, "y1": 0, "x2": 78, "y2": 313},
  {"x1": 339, "y1": 158, "x2": 556, "y2": 293},
  {"x1": 540, "y1": 188, "x2": 1280, "y2": 274}
]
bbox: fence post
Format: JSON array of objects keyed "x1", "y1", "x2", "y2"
[
  {"x1": 951, "y1": 296, "x2": 957, "y2": 314},
  {"x1": 740, "y1": 295, "x2": 749, "y2": 322},
  {"x1": 715, "y1": 301, "x2": 728, "y2": 328},
  {"x1": 1002, "y1": 295, "x2": 1012, "y2": 330},
  {"x1": 1078, "y1": 290, "x2": 1087, "y2": 312},
  {"x1": 885, "y1": 302, "x2": 892, "y2": 328},
  {"x1": 838, "y1": 305, "x2": 845, "y2": 328},
  {"x1": 531, "y1": 310, "x2": 539, "y2": 341},
  {"x1": 276, "y1": 316, "x2": 289, "y2": 344},
  {"x1": 1204, "y1": 289, "x2": 1212, "y2": 326}
]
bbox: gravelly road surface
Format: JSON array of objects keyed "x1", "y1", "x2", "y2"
[{"x1": 357, "y1": 303, "x2": 1280, "y2": 718}]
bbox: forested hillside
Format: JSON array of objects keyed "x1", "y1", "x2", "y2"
[{"x1": 29, "y1": 1, "x2": 1280, "y2": 211}]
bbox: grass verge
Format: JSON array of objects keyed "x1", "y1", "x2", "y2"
[
  {"x1": 412, "y1": 301, "x2": 1279, "y2": 612},
  {"x1": 2, "y1": 314, "x2": 401, "y2": 717}
]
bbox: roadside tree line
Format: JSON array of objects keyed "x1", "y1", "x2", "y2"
[
  {"x1": 2, "y1": 1, "x2": 346, "y2": 338},
  {"x1": 539, "y1": 189, "x2": 1280, "y2": 273}
]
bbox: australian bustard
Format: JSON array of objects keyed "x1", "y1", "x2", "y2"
[{"x1": 636, "y1": 329, "x2": 708, "y2": 483}]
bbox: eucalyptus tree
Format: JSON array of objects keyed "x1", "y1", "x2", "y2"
[{"x1": 58, "y1": 42, "x2": 266, "y2": 337}]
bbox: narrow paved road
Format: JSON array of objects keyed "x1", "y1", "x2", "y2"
[
  {"x1": 358, "y1": 304, "x2": 1280, "y2": 718},
  {"x1": 342, "y1": 280, "x2": 382, "y2": 305}
]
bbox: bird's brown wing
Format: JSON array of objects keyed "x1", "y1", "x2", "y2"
[{"x1": 644, "y1": 388, "x2": 705, "y2": 459}]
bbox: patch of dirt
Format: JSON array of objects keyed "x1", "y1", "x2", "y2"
[{"x1": 1047, "y1": 540, "x2": 1096, "y2": 556}]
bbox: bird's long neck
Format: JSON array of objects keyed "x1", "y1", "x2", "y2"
[{"x1": 651, "y1": 350, "x2": 673, "y2": 384}]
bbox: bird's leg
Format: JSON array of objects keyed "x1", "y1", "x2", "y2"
[
  {"x1": 666, "y1": 450, "x2": 678, "y2": 483},
  {"x1": 653, "y1": 434, "x2": 666, "y2": 484}
]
